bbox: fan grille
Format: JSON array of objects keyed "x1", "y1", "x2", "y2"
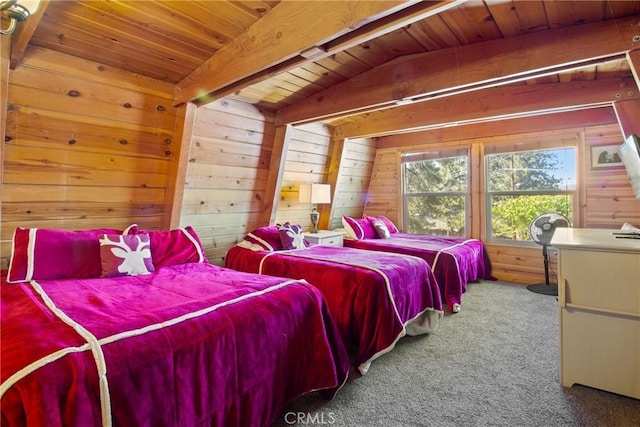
[{"x1": 529, "y1": 213, "x2": 570, "y2": 245}]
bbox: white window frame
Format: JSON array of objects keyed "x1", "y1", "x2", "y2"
[{"x1": 484, "y1": 138, "x2": 578, "y2": 247}]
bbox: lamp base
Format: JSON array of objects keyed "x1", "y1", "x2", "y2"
[{"x1": 310, "y1": 209, "x2": 320, "y2": 233}]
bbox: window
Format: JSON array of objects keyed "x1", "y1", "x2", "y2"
[
  {"x1": 485, "y1": 145, "x2": 576, "y2": 244},
  {"x1": 402, "y1": 149, "x2": 469, "y2": 236}
]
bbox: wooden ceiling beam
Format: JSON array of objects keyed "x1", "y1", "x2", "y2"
[
  {"x1": 334, "y1": 78, "x2": 639, "y2": 138},
  {"x1": 173, "y1": 0, "x2": 464, "y2": 106},
  {"x1": 376, "y1": 108, "x2": 618, "y2": 149},
  {"x1": 277, "y1": 16, "x2": 640, "y2": 125},
  {"x1": 614, "y1": 49, "x2": 640, "y2": 139},
  {"x1": 9, "y1": 0, "x2": 48, "y2": 70},
  {"x1": 627, "y1": 48, "x2": 640, "y2": 87}
]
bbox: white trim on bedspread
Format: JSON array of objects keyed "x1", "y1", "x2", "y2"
[
  {"x1": 257, "y1": 250, "x2": 441, "y2": 375},
  {"x1": 430, "y1": 238, "x2": 478, "y2": 274}
]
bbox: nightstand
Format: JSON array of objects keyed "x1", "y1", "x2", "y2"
[{"x1": 304, "y1": 230, "x2": 345, "y2": 247}]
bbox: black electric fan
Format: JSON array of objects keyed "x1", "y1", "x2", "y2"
[{"x1": 527, "y1": 213, "x2": 571, "y2": 296}]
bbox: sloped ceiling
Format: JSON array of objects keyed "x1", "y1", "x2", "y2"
[{"x1": 5, "y1": 0, "x2": 640, "y2": 137}]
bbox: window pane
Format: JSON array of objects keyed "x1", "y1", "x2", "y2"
[
  {"x1": 406, "y1": 195, "x2": 466, "y2": 236},
  {"x1": 487, "y1": 148, "x2": 576, "y2": 192},
  {"x1": 404, "y1": 156, "x2": 468, "y2": 193},
  {"x1": 404, "y1": 153, "x2": 468, "y2": 237},
  {"x1": 489, "y1": 194, "x2": 573, "y2": 241}
]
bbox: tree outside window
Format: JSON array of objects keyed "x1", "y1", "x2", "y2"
[
  {"x1": 486, "y1": 147, "x2": 575, "y2": 243},
  {"x1": 402, "y1": 152, "x2": 468, "y2": 236}
]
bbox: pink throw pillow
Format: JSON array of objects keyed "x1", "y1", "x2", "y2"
[
  {"x1": 365, "y1": 215, "x2": 399, "y2": 234},
  {"x1": 342, "y1": 216, "x2": 376, "y2": 240},
  {"x1": 7, "y1": 227, "x2": 123, "y2": 283},
  {"x1": 243, "y1": 226, "x2": 283, "y2": 252},
  {"x1": 100, "y1": 234, "x2": 155, "y2": 277},
  {"x1": 127, "y1": 225, "x2": 207, "y2": 268}
]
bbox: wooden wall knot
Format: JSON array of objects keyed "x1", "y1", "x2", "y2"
[
  {"x1": 68, "y1": 139, "x2": 76, "y2": 145},
  {"x1": 156, "y1": 105, "x2": 166, "y2": 112},
  {"x1": 67, "y1": 90, "x2": 81, "y2": 97},
  {"x1": 123, "y1": 103, "x2": 132, "y2": 108},
  {"x1": 119, "y1": 139, "x2": 128, "y2": 145}
]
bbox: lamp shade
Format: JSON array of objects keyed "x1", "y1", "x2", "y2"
[{"x1": 299, "y1": 183, "x2": 331, "y2": 204}]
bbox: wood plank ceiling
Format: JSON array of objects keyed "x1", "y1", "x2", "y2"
[{"x1": 7, "y1": 0, "x2": 640, "y2": 135}]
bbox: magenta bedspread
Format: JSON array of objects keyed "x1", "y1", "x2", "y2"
[
  {"x1": 343, "y1": 234, "x2": 493, "y2": 311},
  {"x1": 225, "y1": 245, "x2": 443, "y2": 374},
  {"x1": 1, "y1": 263, "x2": 349, "y2": 427}
]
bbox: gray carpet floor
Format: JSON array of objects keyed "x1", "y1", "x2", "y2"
[{"x1": 274, "y1": 280, "x2": 640, "y2": 426}]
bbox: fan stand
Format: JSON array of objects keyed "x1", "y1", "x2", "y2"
[{"x1": 527, "y1": 244, "x2": 558, "y2": 296}]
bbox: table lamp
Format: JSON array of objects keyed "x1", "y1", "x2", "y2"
[{"x1": 299, "y1": 183, "x2": 331, "y2": 233}]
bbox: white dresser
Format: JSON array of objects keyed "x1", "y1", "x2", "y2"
[
  {"x1": 304, "y1": 230, "x2": 344, "y2": 247},
  {"x1": 551, "y1": 228, "x2": 640, "y2": 399}
]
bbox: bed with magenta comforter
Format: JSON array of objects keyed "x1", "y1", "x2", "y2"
[
  {"x1": 1, "y1": 226, "x2": 349, "y2": 427},
  {"x1": 345, "y1": 234, "x2": 492, "y2": 312},
  {"x1": 341, "y1": 216, "x2": 493, "y2": 313},
  {"x1": 225, "y1": 225, "x2": 443, "y2": 375}
]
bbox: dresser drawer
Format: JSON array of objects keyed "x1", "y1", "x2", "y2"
[{"x1": 305, "y1": 231, "x2": 344, "y2": 247}]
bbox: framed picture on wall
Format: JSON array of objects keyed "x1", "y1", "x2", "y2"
[{"x1": 591, "y1": 144, "x2": 624, "y2": 169}]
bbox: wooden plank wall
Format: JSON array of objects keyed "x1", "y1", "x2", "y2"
[
  {"x1": 367, "y1": 123, "x2": 640, "y2": 285},
  {"x1": 183, "y1": 99, "x2": 276, "y2": 265},
  {"x1": 185, "y1": 103, "x2": 376, "y2": 264},
  {"x1": 277, "y1": 122, "x2": 332, "y2": 228},
  {"x1": 584, "y1": 124, "x2": 640, "y2": 227},
  {"x1": 1, "y1": 47, "x2": 177, "y2": 269},
  {"x1": 363, "y1": 149, "x2": 401, "y2": 222},
  {"x1": 328, "y1": 137, "x2": 377, "y2": 230},
  {"x1": 185, "y1": 101, "x2": 350, "y2": 265}
]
